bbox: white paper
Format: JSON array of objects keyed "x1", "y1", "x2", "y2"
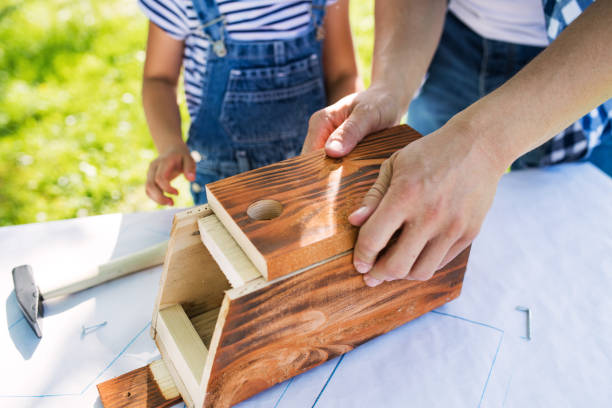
[{"x1": 1, "y1": 163, "x2": 611, "y2": 408}]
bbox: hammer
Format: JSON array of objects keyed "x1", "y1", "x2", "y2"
[{"x1": 11, "y1": 239, "x2": 168, "y2": 338}]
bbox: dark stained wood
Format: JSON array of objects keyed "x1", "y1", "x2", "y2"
[
  {"x1": 201, "y1": 246, "x2": 470, "y2": 408},
  {"x1": 206, "y1": 125, "x2": 422, "y2": 281},
  {"x1": 97, "y1": 362, "x2": 182, "y2": 408}
]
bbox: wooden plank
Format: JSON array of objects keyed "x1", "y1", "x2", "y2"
[
  {"x1": 197, "y1": 215, "x2": 261, "y2": 288},
  {"x1": 200, "y1": 247, "x2": 470, "y2": 407},
  {"x1": 156, "y1": 305, "x2": 208, "y2": 408},
  {"x1": 191, "y1": 307, "x2": 220, "y2": 348},
  {"x1": 97, "y1": 359, "x2": 181, "y2": 408},
  {"x1": 206, "y1": 125, "x2": 421, "y2": 281},
  {"x1": 151, "y1": 204, "x2": 230, "y2": 335},
  {"x1": 156, "y1": 335, "x2": 194, "y2": 408}
]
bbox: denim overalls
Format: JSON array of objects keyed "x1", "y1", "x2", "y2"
[{"x1": 187, "y1": 0, "x2": 328, "y2": 203}]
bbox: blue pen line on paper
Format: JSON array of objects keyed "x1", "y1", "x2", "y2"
[
  {"x1": 79, "y1": 321, "x2": 152, "y2": 394},
  {"x1": 274, "y1": 310, "x2": 505, "y2": 408},
  {"x1": 0, "y1": 320, "x2": 151, "y2": 399},
  {"x1": 431, "y1": 310, "x2": 504, "y2": 333},
  {"x1": 431, "y1": 310, "x2": 505, "y2": 407},
  {"x1": 311, "y1": 354, "x2": 345, "y2": 408},
  {"x1": 273, "y1": 377, "x2": 294, "y2": 408},
  {"x1": 502, "y1": 373, "x2": 513, "y2": 407},
  {"x1": 479, "y1": 332, "x2": 504, "y2": 407}
]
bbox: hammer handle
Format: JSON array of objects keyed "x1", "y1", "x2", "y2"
[{"x1": 41, "y1": 240, "x2": 169, "y2": 300}]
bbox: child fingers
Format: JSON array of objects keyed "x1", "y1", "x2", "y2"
[
  {"x1": 146, "y1": 165, "x2": 174, "y2": 206},
  {"x1": 183, "y1": 153, "x2": 196, "y2": 182},
  {"x1": 156, "y1": 162, "x2": 180, "y2": 195}
]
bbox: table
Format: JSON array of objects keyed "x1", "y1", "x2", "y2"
[{"x1": 1, "y1": 163, "x2": 611, "y2": 407}]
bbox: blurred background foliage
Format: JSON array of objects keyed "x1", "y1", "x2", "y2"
[{"x1": 0, "y1": 0, "x2": 374, "y2": 226}]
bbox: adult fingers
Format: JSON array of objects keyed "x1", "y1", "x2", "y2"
[
  {"x1": 352, "y1": 183, "x2": 407, "y2": 275},
  {"x1": 348, "y1": 154, "x2": 395, "y2": 227},
  {"x1": 405, "y1": 233, "x2": 457, "y2": 281},
  {"x1": 363, "y1": 222, "x2": 428, "y2": 286},
  {"x1": 324, "y1": 101, "x2": 383, "y2": 158},
  {"x1": 438, "y1": 236, "x2": 473, "y2": 270}
]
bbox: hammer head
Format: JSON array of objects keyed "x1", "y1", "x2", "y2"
[{"x1": 12, "y1": 265, "x2": 44, "y2": 338}]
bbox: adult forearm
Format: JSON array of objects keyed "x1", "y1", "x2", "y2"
[
  {"x1": 142, "y1": 78, "x2": 184, "y2": 154},
  {"x1": 371, "y1": 0, "x2": 447, "y2": 110},
  {"x1": 456, "y1": 0, "x2": 612, "y2": 171}
]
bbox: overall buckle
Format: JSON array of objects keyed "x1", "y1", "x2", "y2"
[{"x1": 212, "y1": 40, "x2": 227, "y2": 57}]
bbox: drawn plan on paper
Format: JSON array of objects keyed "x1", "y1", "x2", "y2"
[{"x1": 1, "y1": 163, "x2": 612, "y2": 407}]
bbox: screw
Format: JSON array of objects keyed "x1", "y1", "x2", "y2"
[
  {"x1": 81, "y1": 321, "x2": 107, "y2": 336},
  {"x1": 515, "y1": 306, "x2": 531, "y2": 340}
]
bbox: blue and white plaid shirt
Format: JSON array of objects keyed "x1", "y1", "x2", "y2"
[{"x1": 540, "y1": 0, "x2": 612, "y2": 165}]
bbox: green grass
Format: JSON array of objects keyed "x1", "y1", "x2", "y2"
[{"x1": 0, "y1": 0, "x2": 374, "y2": 226}]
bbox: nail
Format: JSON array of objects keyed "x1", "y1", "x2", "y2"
[
  {"x1": 515, "y1": 306, "x2": 531, "y2": 341},
  {"x1": 364, "y1": 275, "x2": 382, "y2": 287},
  {"x1": 82, "y1": 321, "x2": 108, "y2": 336},
  {"x1": 349, "y1": 206, "x2": 369, "y2": 221},
  {"x1": 326, "y1": 140, "x2": 343, "y2": 153},
  {"x1": 354, "y1": 261, "x2": 372, "y2": 274}
]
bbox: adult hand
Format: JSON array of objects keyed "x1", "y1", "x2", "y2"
[
  {"x1": 347, "y1": 118, "x2": 506, "y2": 286},
  {"x1": 302, "y1": 86, "x2": 406, "y2": 156},
  {"x1": 146, "y1": 144, "x2": 196, "y2": 206}
]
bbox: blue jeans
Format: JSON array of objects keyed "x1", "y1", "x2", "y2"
[
  {"x1": 187, "y1": 0, "x2": 327, "y2": 204},
  {"x1": 408, "y1": 11, "x2": 611, "y2": 176}
]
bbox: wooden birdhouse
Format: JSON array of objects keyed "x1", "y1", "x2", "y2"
[{"x1": 150, "y1": 125, "x2": 470, "y2": 407}]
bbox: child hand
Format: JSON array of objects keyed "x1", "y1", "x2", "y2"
[{"x1": 146, "y1": 144, "x2": 196, "y2": 206}]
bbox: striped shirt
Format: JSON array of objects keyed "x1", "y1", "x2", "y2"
[{"x1": 139, "y1": 0, "x2": 335, "y2": 117}]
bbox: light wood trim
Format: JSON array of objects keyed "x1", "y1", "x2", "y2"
[
  {"x1": 197, "y1": 214, "x2": 262, "y2": 288},
  {"x1": 199, "y1": 295, "x2": 231, "y2": 402},
  {"x1": 191, "y1": 307, "x2": 220, "y2": 348},
  {"x1": 149, "y1": 359, "x2": 180, "y2": 400},
  {"x1": 206, "y1": 190, "x2": 269, "y2": 279},
  {"x1": 157, "y1": 304, "x2": 208, "y2": 407},
  {"x1": 41, "y1": 240, "x2": 168, "y2": 299},
  {"x1": 156, "y1": 336, "x2": 193, "y2": 408},
  {"x1": 152, "y1": 204, "x2": 230, "y2": 335}
]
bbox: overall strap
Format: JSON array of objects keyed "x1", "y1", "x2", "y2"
[
  {"x1": 311, "y1": 0, "x2": 327, "y2": 39},
  {"x1": 192, "y1": 0, "x2": 227, "y2": 57}
]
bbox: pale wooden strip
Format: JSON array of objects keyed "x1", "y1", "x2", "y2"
[
  {"x1": 150, "y1": 359, "x2": 180, "y2": 400},
  {"x1": 199, "y1": 295, "x2": 231, "y2": 401},
  {"x1": 206, "y1": 189, "x2": 270, "y2": 279},
  {"x1": 191, "y1": 307, "x2": 220, "y2": 348},
  {"x1": 157, "y1": 305, "x2": 208, "y2": 407},
  {"x1": 198, "y1": 214, "x2": 262, "y2": 288}
]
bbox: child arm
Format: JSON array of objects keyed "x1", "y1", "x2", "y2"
[
  {"x1": 142, "y1": 22, "x2": 195, "y2": 206},
  {"x1": 321, "y1": 0, "x2": 362, "y2": 104}
]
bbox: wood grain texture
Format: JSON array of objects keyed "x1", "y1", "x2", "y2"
[
  {"x1": 201, "y1": 246, "x2": 470, "y2": 408},
  {"x1": 191, "y1": 307, "x2": 220, "y2": 348},
  {"x1": 206, "y1": 125, "x2": 421, "y2": 281},
  {"x1": 97, "y1": 360, "x2": 181, "y2": 408}
]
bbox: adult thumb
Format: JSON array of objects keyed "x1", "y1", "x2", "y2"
[
  {"x1": 348, "y1": 153, "x2": 395, "y2": 227},
  {"x1": 324, "y1": 103, "x2": 382, "y2": 158},
  {"x1": 183, "y1": 153, "x2": 196, "y2": 182}
]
